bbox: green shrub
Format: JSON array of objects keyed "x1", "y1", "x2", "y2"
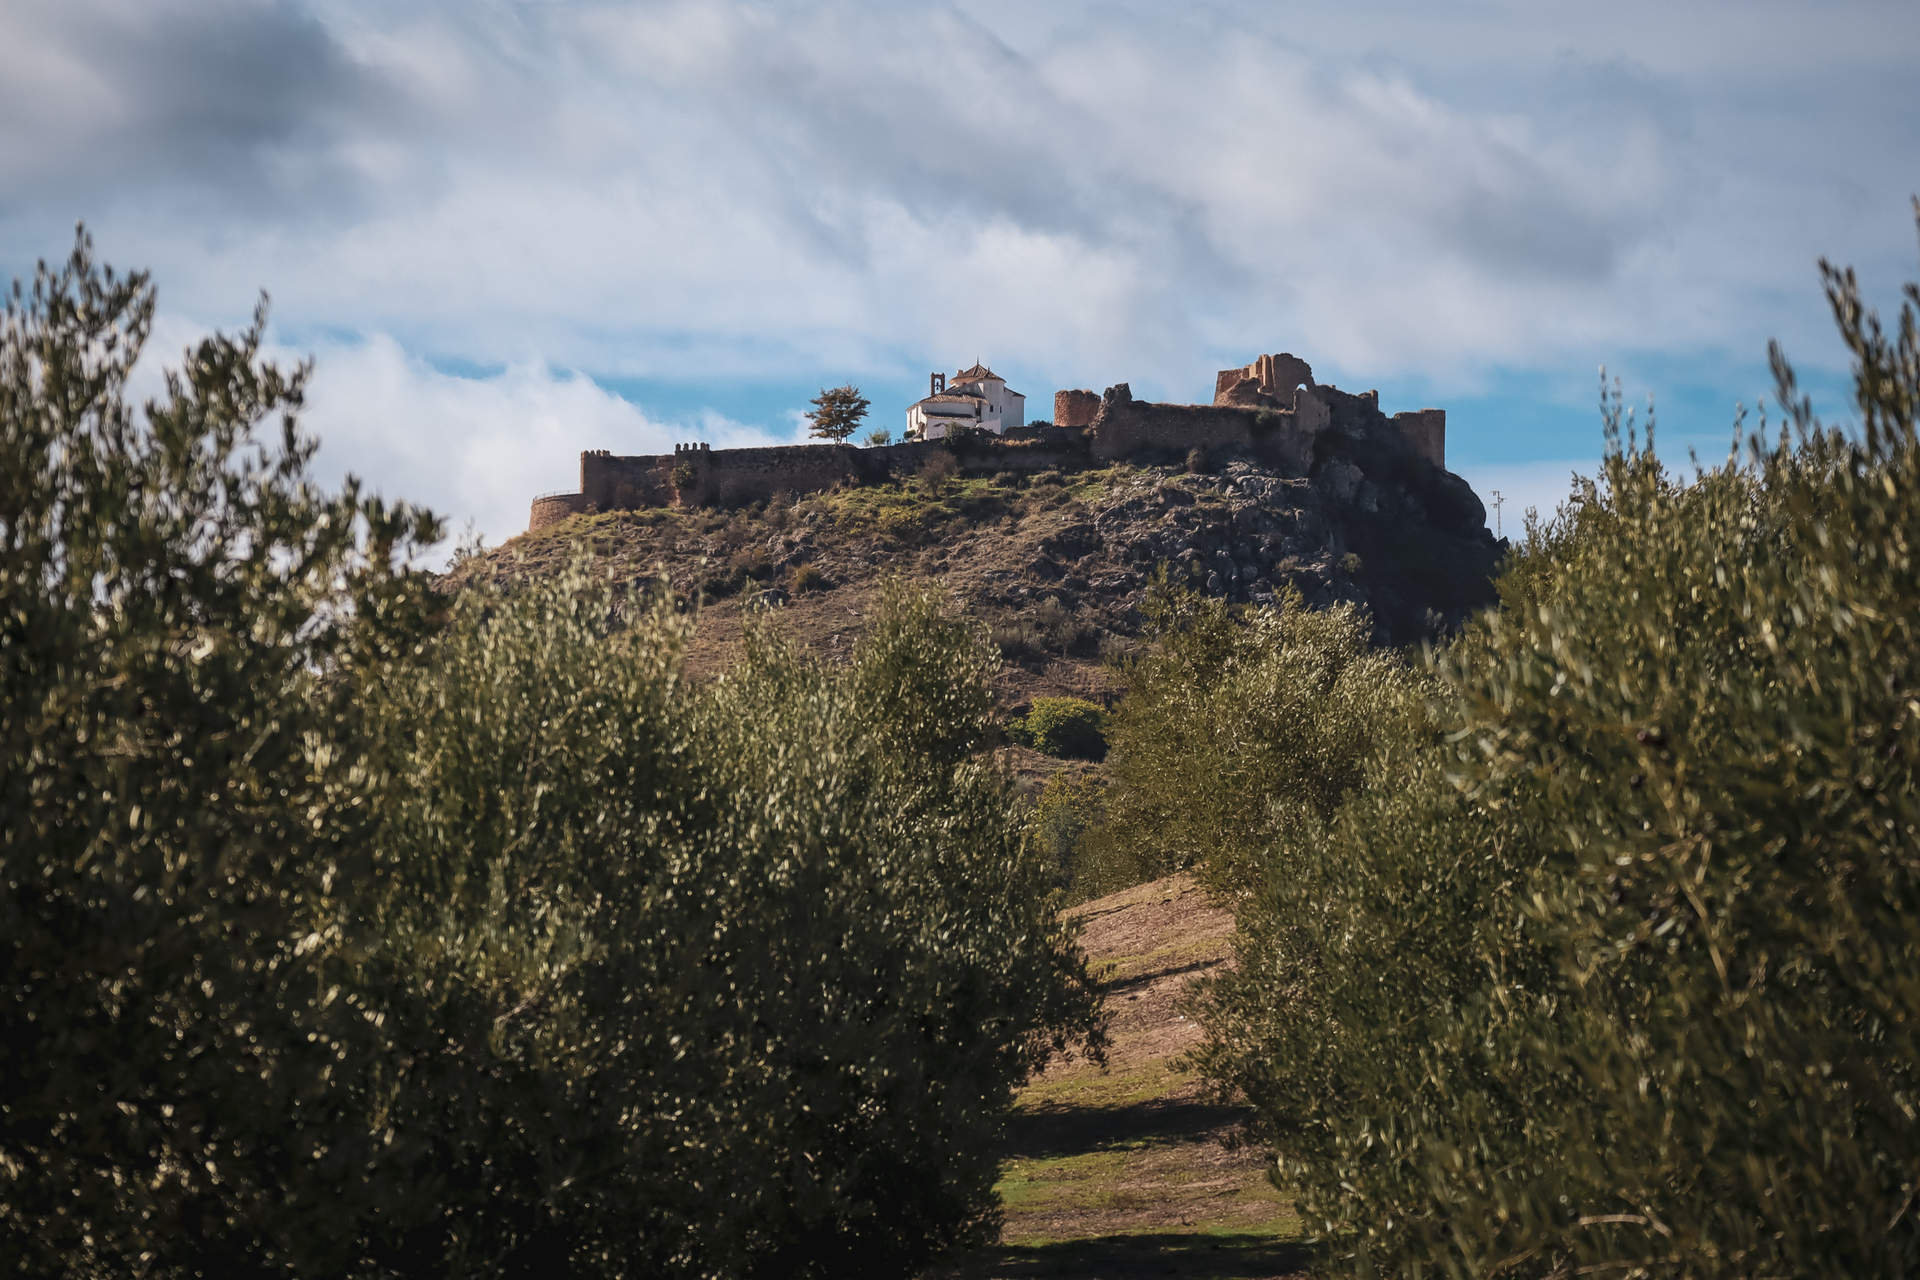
[
  {"x1": 740, "y1": 552, "x2": 775, "y2": 581},
  {"x1": 361, "y1": 574, "x2": 1104, "y2": 1277},
  {"x1": 0, "y1": 237, "x2": 1104, "y2": 1278},
  {"x1": 1193, "y1": 213, "x2": 1920, "y2": 1278},
  {"x1": 1082, "y1": 582, "x2": 1430, "y2": 894},
  {"x1": 0, "y1": 234, "x2": 444, "y2": 1276},
  {"x1": 790, "y1": 562, "x2": 825, "y2": 593},
  {"x1": 670, "y1": 460, "x2": 698, "y2": 493},
  {"x1": 698, "y1": 562, "x2": 745, "y2": 598},
  {"x1": 1019, "y1": 696, "x2": 1109, "y2": 761},
  {"x1": 1095, "y1": 632, "x2": 1136, "y2": 666},
  {"x1": 1185, "y1": 444, "x2": 1211, "y2": 474},
  {"x1": 1026, "y1": 772, "x2": 1106, "y2": 892}
]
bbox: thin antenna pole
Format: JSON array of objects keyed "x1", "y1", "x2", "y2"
[{"x1": 1489, "y1": 489, "x2": 1506, "y2": 539}]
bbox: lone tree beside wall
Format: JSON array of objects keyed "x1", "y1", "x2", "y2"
[{"x1": 809, "y1": 384, "x2": 870, "y2": 442}]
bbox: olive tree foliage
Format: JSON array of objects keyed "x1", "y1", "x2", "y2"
[
  {"x1": 360, "y1": 572, "x2": 1104, "y2": 1278},
  {"x1": 0, "y1": 232, "x2": 443, "y2": 1274},
  {"x1": 1077, "y1": 580, "x2": 1432, "y2": 897},
  {"x1": 1192, "y1": 206, "x2": 1920, "y2": 1278},
  {"x1": 0, "y1": 233, "x2": 1102, "y2": 1277}
]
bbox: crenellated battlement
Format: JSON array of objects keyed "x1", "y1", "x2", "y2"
[{"x1": 528, "y1": 350, "x2": 1452, "y2": 530}]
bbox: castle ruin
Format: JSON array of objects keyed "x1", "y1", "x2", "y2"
[
  {"x1": 1214, "y1": 352, "x2": 1317, "y2": 408},
  {"x1": 1053, "y1": 388, "x2": 1101, "y2": 429},
  {"x1": 527, "y1": 353, "x2": 1451, "y2": 532}
]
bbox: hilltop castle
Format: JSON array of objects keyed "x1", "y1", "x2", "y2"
[{"x1": 527, "y1": 352, "x2": 1449, "y2": 532}]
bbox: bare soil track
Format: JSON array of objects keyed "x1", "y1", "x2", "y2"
[{"x1": 933, "y1": 875, "x2": 1311, "y2": 1280}]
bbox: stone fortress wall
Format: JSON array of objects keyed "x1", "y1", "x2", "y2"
[
  {"x1": 1053, "y1": 388, "x2": 1101, "y2": 429},
  {"x1": 1391, "y1": 408, "x2": 1446, "y2": 470},
  {"x1": 528, "y1": 353, "x2": 1450, "y2": 531},
  {"x1": 529, "y1": 490, "x2": 591, "y2": 528},
  {"x1": 1203, "y1": 352, "x2": 1445, "y2": 469}
]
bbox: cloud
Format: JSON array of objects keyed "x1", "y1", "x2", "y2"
[
  {"x1": 7, "y1": 0, "x2": 1875, "y2": 375},
  {"x1": 132, "y1": 309, "x2": 792, "y2": 557},
  {"x1": 3, "y1": 0, "x2": 1914, "y2": 530},
  {"x1": 0, "y1": 0, "x2": 412, "y2": 222}
]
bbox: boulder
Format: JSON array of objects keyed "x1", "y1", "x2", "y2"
[{"x1": 1319, "y1": 460, "x2": 1364, "y2": 503}]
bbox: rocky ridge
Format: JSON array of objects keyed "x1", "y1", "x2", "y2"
[{"x1": 452, "y1": 417, "x2": 1503, "y2": 703}]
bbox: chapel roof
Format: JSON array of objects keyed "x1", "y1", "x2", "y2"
[
  {"x1": 951, "y1": 362, "x2": 1000, "y2": 382},
  {"x1": 947, "y1": 373, "x2": 1022, "y2": 399}
]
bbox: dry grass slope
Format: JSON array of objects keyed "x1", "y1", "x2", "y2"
[{"x1": 932, "y1": 875, "x2": 1310, "y2": 1280}]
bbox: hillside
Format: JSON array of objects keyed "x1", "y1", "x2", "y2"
[
  {"x1": 451, "y1": 442, "x2": 1501, "y2": 710},
  {"x1": 934, "y1": 874, "x2": 1309, "y2": 1279}
]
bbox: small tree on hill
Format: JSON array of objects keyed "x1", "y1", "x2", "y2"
[{"x1": 808, "y1": 384, "x2": 870, "y2": 442}]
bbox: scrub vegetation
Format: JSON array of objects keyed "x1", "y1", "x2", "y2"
[
  {"x1": 0, "y1": 235, "x2": 1102, "y2": 1279},
  {"x1": 1060, "y1": 206, "x2": 1920, "y2": 1277},
  {"x1": 9, "y1": 202, "x2": 1920, "y2": 1280}
]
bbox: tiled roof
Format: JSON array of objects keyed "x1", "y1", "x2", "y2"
[
  {"x1": 921, "y1": 392, "x2": 987, "y2": 405},
  {"x1": 949, "y1": 376, "x2": 1021, "y2": 398},
  {"x1": 952, "y1": 363, "x2": 999, "y2": 382}
]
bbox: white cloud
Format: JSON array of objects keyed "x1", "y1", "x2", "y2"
[
  {"x1": 12, "y1": 0, "x2": 1906, "y2": 374},
  {"x1": 132, "y1": 311, "x2": 791, "y2": 558},
  {"x1": 4, "y1": 0, "x2": 1915, "y2": 527}
]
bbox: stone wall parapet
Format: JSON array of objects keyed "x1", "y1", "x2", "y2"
[
  {"x1": 529, "y1": 350, "x2": 1452, "y2": 531},
  {"x1": 528, "y1": 490, "x2": 589, "y2": 532}
]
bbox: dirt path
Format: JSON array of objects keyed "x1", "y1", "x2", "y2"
[{"x1": 935, "y1": 875, "x2": 1311, "y2": 1279}]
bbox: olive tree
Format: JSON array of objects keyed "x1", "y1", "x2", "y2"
[{"x1": 1, "y1": 232, "x2": 1102, "y2": 1277}]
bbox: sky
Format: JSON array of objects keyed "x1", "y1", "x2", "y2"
[{"x1": 3, "y1": 0, "x2": 1917, "y2": 552}]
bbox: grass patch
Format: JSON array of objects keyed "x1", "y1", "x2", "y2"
[
  {"x1": 1093, "y1": 934, "x2": 1230, "y2": 989},
  {"x1": 1015, "y1": 1057, "x2": 1187, "y2": 1112},
  {"x1": 995, "y1": 1150, "x2": 1131, "y2": 1213},
  {"x1": 1063, "y1": 465, "x2": 1131, "y2": 504},
  {"x1": 815, "y1": 473, "x2": 1026, "y2": 545}
]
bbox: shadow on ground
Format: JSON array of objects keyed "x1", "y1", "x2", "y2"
[
  {"x1": 1099, "y1": 958, "x2": 1221, "y2": 996},
  {"x1": 1008, "y1": 1097, "x2": 1248, "y2": 1161},
  {"x1": 953, "y1": 1231, "x2": 1313, "y2": 1279}
]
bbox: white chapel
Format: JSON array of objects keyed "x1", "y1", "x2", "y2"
[{"x1": 905, "y1": 362, "x2": 1026, "y2": 440}]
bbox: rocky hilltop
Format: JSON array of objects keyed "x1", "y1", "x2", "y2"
[{"x1": 451, "y1": 398, "x2": 1502, "y2": 706}]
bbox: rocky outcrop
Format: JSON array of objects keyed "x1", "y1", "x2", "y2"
[
  {"x1": 985, "y1": 446, "x2": 1496, "y2": 644},
  {"x1": 489, "y1": 367, "x2": 1499, "y2": 653},
  {"x1": 485, "y1": 439, "x2": 1498, "y2": 650}
]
